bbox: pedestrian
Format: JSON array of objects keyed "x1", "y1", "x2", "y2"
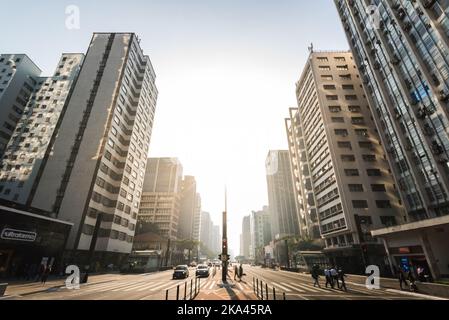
[
  {"x1": 239, "y1": 264, "x2": 244, "y2": 282},
  {"x1": 398, "y1": 267, "x2": 408, "y2": 290},
  {"x1": 311, "y1": 265, "x2": 320, "y2": 288},
  {"x1": 330, "y1": 267, "x2": 338, "y2": 289},
  {"x1": 338, "y1": 268, "x2": 347, "y2": 291},
  {"x1": 41, "y1": 265, "x2": 51, "y2": 285},
  {"x1": 234, "y1": 264, "x2": 238, "y2": 281},
  {"x1": 407, "y1": 271, "x2": 418, "y2": 292},
  {"x1": 324, "y1": 268, "x2": 332, "y2": 288},
  {"x1": 36, "y1": 263, "x2": 45, "y2": 282}
]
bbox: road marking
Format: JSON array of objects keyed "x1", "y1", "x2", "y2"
[
  {"x1": 385, "y1": 289, "x2": 447, "y2": 300},
  {"x1": 119, "y1": 282, "x2": 161, "y2": 292},
  {"x1": 279, "y1": 282, "x2": 307, "y2": 293},
  {"x1": 207, "y1": 280, "x2": 217, "y2": 290},
  {"x1": 270, "y1": 282, "x2": 292, "y2": 292},
  {"x1": 289, "y1": 282, "x2": 320, "y2": 293}
]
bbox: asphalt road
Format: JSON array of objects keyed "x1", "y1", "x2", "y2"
[
  {"x1": 1, "y1": 265, "x2": 444, "y2": 300},
  {"x1": 244, "y1": 266, "x2": 444, "y2": 300}
]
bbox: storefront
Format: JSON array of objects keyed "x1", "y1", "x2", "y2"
[
  {"x1": 0, "y1": 205, "x2": 73, "y2": 279},
  {"x1": 372, "y1": 215, "x2": 449, "y2": 280}
]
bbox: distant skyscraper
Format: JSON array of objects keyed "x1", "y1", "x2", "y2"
[
  {"x1": 266, "y1": 150, "x2": 301, "y2": 240},
  {"x1": 286, "y1": 50, "x2": 404, "y2": 272},
  {"x1": 178, "y1": 176, "x2": 199, "y2": 240},
  {"x1": 250, "y1": 206, "x2": 271, "y2": 262},
  {"x1": 192, "y1": 193, "x2": 202, "y2": 242},
  {"x1": 139, "y1": 158, "x2": 183, "y2": 239},
  {"x1": 200, "y1": 211, "x2": 212, "y2": 248},
  {"x1": 335, "y1": 0, "x2": 449, "y2": 278},
  {"x1": 0, "y1": 54, "x2": 84, "y2": 204},
  {"x1": 212, "y1": 224, "x2": 221, "y2": 254},
  {"x1": 0, "y1": 54, "x2": 41, "y2": 157},
  {"x1": 240, "y1": 215, "x2": 251, "y2": 258}
]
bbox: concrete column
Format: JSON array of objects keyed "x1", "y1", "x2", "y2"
[
  {"x1": 382, "y1": 238, "x2": 395, "y2": 276},
  {"x1": 420, "y1": 231, "x2": 441, "y2": 280}
]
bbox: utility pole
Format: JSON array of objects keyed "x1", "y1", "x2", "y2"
[{"x1": 221, "y1": 188, "x2": 229, "y2": 283}]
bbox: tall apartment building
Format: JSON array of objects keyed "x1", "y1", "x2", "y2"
[
  {"x1": 266, "y1": 150, "x2": 301, "y2": 240},
  {"x1": 178, "y1": 176, "x2": 199, "y2": 240},
  {"x1": 0, "y1": 54, "x2": 84, "y2": 204},
  {"x1": 139, "y1": 158, "x2": 183, "y2": 240},
  {"x1": 250, "y1": 206, "x2": 272, "y2": 262},
  {"x1": 335, "y1": 0, "x2": 449, "y2": 279},
  {"x1": 286, "y1": 50, "x2": 404, "y2": 273},
  {"x1": 240, "y1": 215, "x2": 251, "y2": 258},
  {"x1": 0, "y1": 55, "x2": 42, "y2": 157},
  {"x1": 0, "y1": 33, "x2": 158, "y2": 268},
  {"x1": 199, "y1": 211, "x2": 212, "y2": 249}
]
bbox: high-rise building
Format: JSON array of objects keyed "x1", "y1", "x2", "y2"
[
  {"x1": 0, "y1": 33, "x2": 159, "y2": 267},
  {"x1": 200, "y1": 211, "x2": 212, "y2": 248},
  {"x1": 192, "y1": 193, "x2": 202, "y2": 242},
  {"x1": 334, "y1": 0, "x2": 449, "y2": 279},
  {"x1": 240, "y1": 215, "x2": 251, "y2": 258},
  {"x1": 0, "y1": 54, "x2": 84, "y2": 204},
  {"x1": 212, "y1": 224, "x2": 221, "y2": 254},
  {"x1": 250, "y1": 206, "x2": 272, "y2": 262},
  {"x1": 0, "y1": 54, "x2": 42, "y2": 157},
  {"x1": 286, "y1": 50, "x2": 404, "y2": 273},
  {"x1": 178, "y1": 176, "x2": 198, "y2": 240},
  {"x1": 139, "y1": 158, "x2": 183, "y2": 239},
  {"x1": 266, "y1": 150, "x2": 301, "y2": 240}
]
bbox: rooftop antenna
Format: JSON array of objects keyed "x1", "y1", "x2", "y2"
[{"x1": 308, "y1": 42, "x2": 314, "y2": 53}]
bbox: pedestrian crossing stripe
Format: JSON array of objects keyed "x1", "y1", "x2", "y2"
[
  {"x1": 279, "y1": 282, "x2": 307, "y2": 293},
  {"x1": 270, "y1": 282, "x2": 292, "y2": 292}
]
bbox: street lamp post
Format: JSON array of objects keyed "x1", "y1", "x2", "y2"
[{"x1": 221, "y1": 188, "x2": 229, "y2": 283}]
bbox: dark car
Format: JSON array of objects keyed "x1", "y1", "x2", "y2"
[
  {"x1": 195, "y1": 265, "x2": 210, "y2": 278},
  {"x1": 173, "y1": 265, "x2": 189, "y2": 279}
]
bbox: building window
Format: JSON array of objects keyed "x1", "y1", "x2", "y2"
[
  {"x1": 342, "y1": 84, "x2": 354, "y2": 90},
  {"x1": 324, "y1": 84, "x2": 336, "y2": 90},
  {"x1": 321, "y1": 75, "x2": 333, "y2": 81},
  {"x1": 367, "y1": 169, "x2": 382, "y2": 176},
  {"x1": 341, "y1": 155, "x2": 356, "y2": 162},
  {"x1": 376, "y1": 200, "x2": 392, "y2": 208},
  {"x1": 336, "y1": 65, "x2": 349, "y2": 70},
  {"x1": 348, "y1": 184, "x2": 364, "y2": 192},
  {"x1": 329, "y1": 106, "x2": 341, "y2": 113},
  {"x1": 352, "y1": 200, "x2": 368, "y2": 209},
  {"x1": 317, "y1": 57, "x2": 328, "y2": 62},
  {"x1": 326, "y1": 95, "x2": 338, "y2": 101},
  {"x1": 334, "y1": 129, "x2": 348, "y2": 137},
  {"x1": 319, "y1": 66, "x2": 331, "y2": 71},
  {"x1": 338, "y1": 141, "x2": 352, "y2": 149},
  {"x1": 348, "y1": 105, "x2": 361, "y2": 113},
  {"x1": 371, "y1": 184, "x2": 386, "y2": 192},
  {"x1": 345, "y1": 95, "x2": 357, "y2": 100},
  {"x1": 345, "y1": 169, "x2": 359, "y2": 176},
  {"x1": 331, "y1": 117, "x2": 345, "y2": 123},
  {"x1": 362, "y1": 154, "x2": 376, "y2": 162}
]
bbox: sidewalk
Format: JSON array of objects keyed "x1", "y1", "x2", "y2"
[{"x1": 195, "y1": 270, "x2": 257, "y2": 301}]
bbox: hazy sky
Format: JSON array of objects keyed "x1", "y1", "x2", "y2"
[{"x1": 3, "y1": 0, "x2": 348, "y2": 255}]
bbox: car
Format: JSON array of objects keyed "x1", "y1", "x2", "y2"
[
  {"x1": 195, "y1": 265, "x2": 210, "y2": 278},
  {"x1": 173, "y1": 265, "x2": 189, "y2": 279}
]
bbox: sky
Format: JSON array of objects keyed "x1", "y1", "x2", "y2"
[{"x1": 2, "y1": 0, "x2": 349, "y2": 255}]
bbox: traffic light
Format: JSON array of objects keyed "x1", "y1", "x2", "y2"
[{"x1": 222, "y1": 239, "x2": 227, "y2": 251}]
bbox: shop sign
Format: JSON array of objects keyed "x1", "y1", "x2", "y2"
[{"x1": 0, "y1": 228, "x2": 37, "y2": 242}]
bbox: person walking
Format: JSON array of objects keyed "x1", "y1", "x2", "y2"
[
  {"x1": 239, "y1": 264, "x2": 244, "y2": 282},
  {"x1": 311, "y1": 265, "x2": 321, "y2": 288},
  {"x1": 338, "y1": 268, "x2": 347, "y2": 291},
  {"x1": 407, "y1": 270, "x2": 418, "y2": 292},
  {"x1": 398, "y1": 267, "x2": 408, "y2": 290},
  {"x1": 330, "y1": 267, "x2": 338, "y2": 289},
  {"x1": 41, "y1": 265, "x2": 51, "y2": 285},
  {"x1": 233, "y1": 264, "x2": 238, "y2": 281},
  {"x1": 324, "y1": 268, "x2": 332, "y2": 288}
]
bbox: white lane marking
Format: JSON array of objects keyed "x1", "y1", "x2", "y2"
[
  {"x1": 385, "y1": 289, "x2": 447, "y2": 300},
  {"x1": 288, "y1": 282, "x2": 320, "y2": 293},
  {"x1": 279, "y1": 282, "x2": 307, "y2": 293},
  {"x1": 270, "y1": 282, "x2": 292, "y2": 292},
  {"x1": 207, "y1": 280, "x2": 217, "y2": 290},
  {"x1": 119, "y1": 282, "x2": 162, "y2": 292}
]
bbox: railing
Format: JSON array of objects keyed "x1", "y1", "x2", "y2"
[
  {"x1": 165, "y1": 277, "x2": 201, "y2": 300},
  {"x1": 252, "y1": 277, "x2": 286, "y2": 301}
]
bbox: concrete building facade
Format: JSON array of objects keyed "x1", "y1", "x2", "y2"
[
  {"x1": 266, "y1": 150, "x2": 301, "y2": 240},
  {"x1": 286, "y1": 50, "x2": 404, "y2": 273},
  {"x1": 335, "y1": 0, "x2": 449, "y2": 278},
  {"x1": 0, "y1": 54, "x2": 42, "y2": 157},
  {"x1": 138, "y1": 158, "x2": 183, "y2": 240}
]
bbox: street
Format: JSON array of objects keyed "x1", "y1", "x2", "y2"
[{"x1": 1, "y1": 265, "x2": 444, "y2": 300}]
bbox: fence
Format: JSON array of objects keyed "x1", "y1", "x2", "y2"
[
  {"x1": 252, "y1": 276, "x2": 286, "y2": 301},
  {"x1": 165, "y1": 277, "x2": 202, "y2": 300}
]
